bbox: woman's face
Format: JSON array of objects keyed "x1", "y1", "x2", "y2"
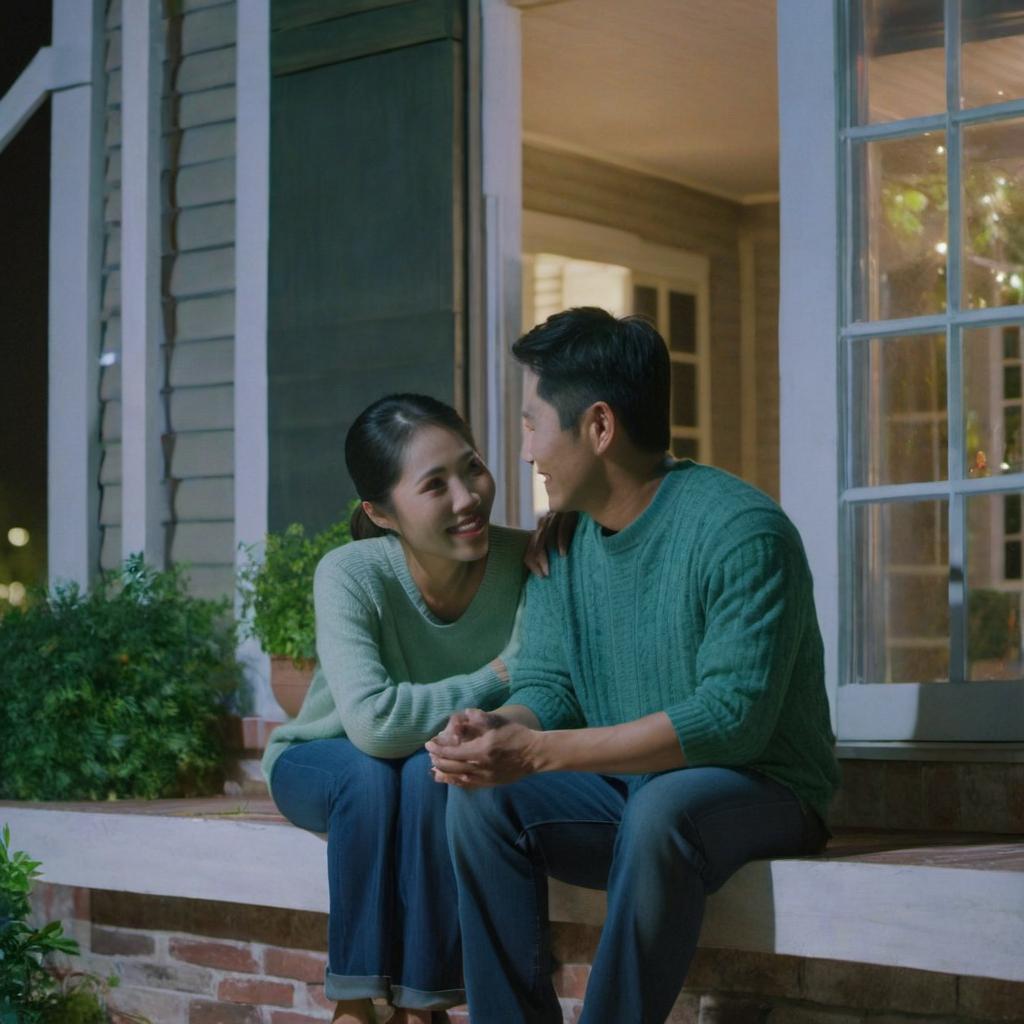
[{"x1": 368, "y1": 425, "x2": 496, "y2": 564}]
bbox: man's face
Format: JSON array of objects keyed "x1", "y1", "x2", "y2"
[{"x1": 521, "y1": 370, "x2": 596, "y2": 513}]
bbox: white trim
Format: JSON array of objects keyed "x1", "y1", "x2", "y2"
[
  {"x1": 119, "y1": 0, "x2": 165, "y2": 565},
  {"x1": 838, "y1": 682, "x2": 1024, "y2": 742},
  {"x1": 739, "y1": 232, "x2": 758, "y2": 484},
  {"x1": 47, "y1": 0, "x2": 105, "y2": 588},
  {"x1": 234, "y1": 0, "x2": 274, "y2": 717},
  {"x1": 481, "y1": 0, "x2": 527, "y2": 526},
  {"x1": 777, "y1": 0, "x2": 840, "y2": 729},
  {"x1": 7, "y1": 803, "x2": 1023, "y2": 983}
]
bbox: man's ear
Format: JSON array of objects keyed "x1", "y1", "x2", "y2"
[
  {"x1": 363, "y1": 500, "x2": 395, "y2": 533},
  {"x1": 584, "y1": 402, "x2": 616, "y2": 455}
]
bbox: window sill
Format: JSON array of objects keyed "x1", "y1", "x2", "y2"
[{"x1": 836, "y1": 741, "x2": 1024, "y2": 762}]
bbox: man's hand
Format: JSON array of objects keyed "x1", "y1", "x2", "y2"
[{"x1": 427, "y1": 708, "x2": 543, "y2": 788}]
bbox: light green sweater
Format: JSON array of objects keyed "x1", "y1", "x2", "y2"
[
  {"x1": 509, "y1": 462, "x2": 840, "y2": 821},
  {"x1": 262, "y1": 525, "x2": 529, "y2": 782}
]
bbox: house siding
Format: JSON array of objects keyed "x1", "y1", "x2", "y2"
[
  {"x1": 99, "y1": 0, "x2": 237, "y2": 601},
  {"x1": 523, "y1": 145, "x2": 783, "y2": 488}
]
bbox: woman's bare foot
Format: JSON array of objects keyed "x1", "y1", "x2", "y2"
[{"x1": 332, "y1": 998, "x2": 375, "y2": 1024}]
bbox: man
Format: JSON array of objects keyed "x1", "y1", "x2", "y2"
[{"x1": 427, "y1": 307, "x2": 839, "y2": 1024}]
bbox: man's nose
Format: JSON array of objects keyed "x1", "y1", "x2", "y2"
[{"x1": 520, "y1": 433, "x2": 534, "y2": 465}]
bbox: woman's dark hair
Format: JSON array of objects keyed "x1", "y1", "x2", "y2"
[
  {"x1": 511, "y1": 307, "x2": 670, "y2": 453},
  {"x1": 345, "y1": 394, "x2": 478, "y2": 540}
]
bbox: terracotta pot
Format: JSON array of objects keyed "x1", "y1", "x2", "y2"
[{"x1": 270, "y1": 656, "x2": 316, "y2": 718}]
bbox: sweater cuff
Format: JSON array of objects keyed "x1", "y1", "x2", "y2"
[
  {"x1": 666, "y1": 697, "x2": 727, "y2": 765},
  {"x1": 466, "y1": 665, "x2": 509, "y2": 712},
  {"x1": 508, "y1": 685, "x2": 573, "y2": 732}
]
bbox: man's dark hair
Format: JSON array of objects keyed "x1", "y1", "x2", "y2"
[{"x1": 512, "y1": 307, "x2": 671, "y2": 453}]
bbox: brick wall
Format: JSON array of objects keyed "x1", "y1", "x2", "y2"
[{"x1": 32, "y1": 884, "x2": 1023, "y2": 1024}]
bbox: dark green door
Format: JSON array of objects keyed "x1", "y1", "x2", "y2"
[{"x1": 269, "y1": 0, "x2": 467, "y2": 531}]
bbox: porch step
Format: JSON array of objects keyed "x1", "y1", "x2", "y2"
[{"x1": 6, "y1": 798, "x2": 1023, "y2": 985}]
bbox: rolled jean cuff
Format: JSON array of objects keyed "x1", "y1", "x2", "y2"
[
  {"x1": 323, "y1": 970, "x2": 390, "y2": 1001},
  {"x1": 391, "y1": 984, "x2": 466, "y2": 1010}
]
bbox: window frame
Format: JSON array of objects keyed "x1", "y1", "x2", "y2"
[{"x1": 833, "y1": 0, "x2": 1024, "y2": 740}]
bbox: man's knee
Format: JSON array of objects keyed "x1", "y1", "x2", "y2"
[{"x1": 445, "y1": 784, "x2": 513, "y2": 853}]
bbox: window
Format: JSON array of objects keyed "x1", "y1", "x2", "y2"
[
  {"x1": 837, "y1": 0, "x2": 1024, "y2": 738},
  {"x1": 521, "y1": 213, "x2": 710, "y2": 519}
]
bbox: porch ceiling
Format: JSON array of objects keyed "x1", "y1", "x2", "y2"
[{"x1": 520, "y1": 0, "x2": 779, "y2": 203}]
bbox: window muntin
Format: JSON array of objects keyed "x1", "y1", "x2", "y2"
[{"x1": 842, "y1": 0, "x2": 1024, "y2": 692}]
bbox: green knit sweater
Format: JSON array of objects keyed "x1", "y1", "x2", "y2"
[
  {"x1": 509, "y1": 462, "x2": 840, "y2": 821},
  {"x1": 262, "y1": 525, "x2": 529, "y2": 783}
]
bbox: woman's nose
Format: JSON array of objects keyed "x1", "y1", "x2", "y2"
[{"x1": 451, "y1": 477, "x2": 479, "y2": 512}]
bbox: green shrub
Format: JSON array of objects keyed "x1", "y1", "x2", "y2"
[
  {"x1": 0, "y1": 825, "x2": 128, "y2": 1023},
  {"x1": 0, "y1": 556, "x2": 242, "y2": 802},
  {"x1": 237, "y1": 509, "x2": 356, "y2": 665}
]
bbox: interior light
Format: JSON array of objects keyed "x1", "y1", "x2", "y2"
[
  {"x1": 935, "y1": 242, "x2": 948, "y2": 255},
  {"x1": 7, "y1": 527, "x2": 29, "y2": 547},
  {"x1": 8, "y1": 582, "x2": 25, "y2": 606}
]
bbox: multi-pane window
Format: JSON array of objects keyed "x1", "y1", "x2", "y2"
[
  {"x1": 842, "y1": 0, "x2": 1024, "y2": 694},
  {"x1": 523, "y1": 251, "x2": 708, "y2": 516}
]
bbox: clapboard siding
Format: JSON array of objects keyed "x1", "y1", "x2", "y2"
[
  {"x1": 97, "y1": 0, "x2": 238, "y2": 599},
  {"x1": 523, "y1": 145, "x2": 745, "y2": 478},
  {"x1": 169, "y1": 339, "x2": 234, "y2": 387},
  {"x1": 176, "y1": 202, "x2": 235, "y2": 250}
]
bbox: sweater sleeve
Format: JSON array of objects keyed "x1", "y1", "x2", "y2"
[
  {"x1": 508, "y1": 572, "x2": 586, "y2": 731},
  {"x1": 665, "y1": 530, "x2": 809, "y2": 765},
  {"x1": 314, "y1": 555, "x2": 514, "y2": 759}
]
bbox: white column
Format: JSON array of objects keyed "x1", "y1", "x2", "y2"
[
  {"x1": 47, "y1": 0, "x2": 105, "y2": 587},
  {"x1": 777, "y1": 0, "x2": 840, "y2": 724},
  {"x1": 481, "y1": 0, "x2": 528, "y2": 526},
  {"x1": 235, "y1": 0, "x2": 274, "y2": 717},
  {"x1": 120, "y1": 0, "x2": 165, "y2": 565}
]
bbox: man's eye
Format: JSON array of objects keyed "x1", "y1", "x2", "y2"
[{"x1": 469, "y1": 459, "x2": 486, "y2": 474}]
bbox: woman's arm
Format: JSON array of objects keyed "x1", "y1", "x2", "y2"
[{"x1": 313, "y1": 555, "x2": 518, "y2": 759}]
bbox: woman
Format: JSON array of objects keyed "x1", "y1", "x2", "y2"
[{"x1": 263, "y1": 395, "x2": 531, "y2": 1024}]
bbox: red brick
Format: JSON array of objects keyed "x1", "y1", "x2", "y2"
[
  {"x1": 552, "y1": 963, "x2": 590, "y2": 1001},
  {"x1": 91, "y1": 925, "x2": 155, "y2": 957},
  {"x1": 219, "y1": 977, "x2": 294, "y2": 1007},
  {"x1": 306, "y1": 985, "x2": 334, "y2": 1012},
  {"x1": 801, "y1": 960, "x2": 955, "y2": 1015},
  {"x1": 171, "y1": 936, "x2": 260, "y2": 973},
  {"x1": 243, "y1": 716, "x2": 281, "y2": 751},
  {"x1": 190, "y1": 1000, "x2": 261, "y2": 1024},
  {"x1": 958, "y1": 976, "x2": 1024, "y2": 1020},
  {"x1": 73, "y1": 886, "x2": 91, "y2": 921},
  {"x1": 270, "y1": 1013, "x2": 331, "y2": 1024},
  {"x1": 264, "y1": 946, "x2": 327, "y2": 982}
]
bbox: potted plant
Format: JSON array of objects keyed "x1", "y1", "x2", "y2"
[{"x1": 237, "y1": 512, "x2": 355, "y2": 717}]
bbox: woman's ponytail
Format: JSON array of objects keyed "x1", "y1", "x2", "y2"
[{"x1": 349, "y1": 502, "x2": 388, "y2": 541}]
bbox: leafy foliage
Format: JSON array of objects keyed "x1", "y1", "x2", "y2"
[
  {"x1": 0, "y1": 826, "x2": 123, "y2": 1023},
  {"x1": 237, "y1": 509, "x2": 356, "y2": 664},
  {"x1": 0, "y1": 556, "x2": 241, "y2": 801}
]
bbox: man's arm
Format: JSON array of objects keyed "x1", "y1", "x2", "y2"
[{"x1": 427, "y1": 708, "x2": 684, "y2": 787}]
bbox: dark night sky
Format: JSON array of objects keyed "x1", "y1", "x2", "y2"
[{"x1": 1, "y1": 3, "x2": 52, "y2": 588}]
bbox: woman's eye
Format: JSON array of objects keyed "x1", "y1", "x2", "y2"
[{"x1": 469, "y1": 459, "x2": 486, "y2": 475}]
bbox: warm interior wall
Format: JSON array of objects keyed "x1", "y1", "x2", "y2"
[{"x1": 523, "y1": 145, "x2": 781, "y2": 494}]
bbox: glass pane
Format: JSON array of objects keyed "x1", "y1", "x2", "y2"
[
  {"x1": 961, "y1": 1, "x2": 1024, "y2": 109},
  {"x1": 851, "y1": 0, "x2": 946, "y2": 124},
  {"x1": 962, "y1": 118, "x2": 1024, "y2": 310},
  {"x1": 668, "y1": 291, "x2": 696, "y2": 353},
  {"x1": 967, "y1": 492, "x2": 1024, "y2": 680},
  {"x1": 633, "y1": 284, "x2": 658, "y2": 324},
  {"x1": 850, "y1": 334, "x2": 948, "y2": 486},
  {"x1": 852, "y1": 500, "x2": 950, "y2": 683},
  {"x1": 671, "y1": 362, "x2": 697, "y2": 428},
  {"x1": 964, "y1": 324, "x2": 1024, "y2": 476},
  {"x1": 854, "y1": 133, "x2": 948, "y2": 322},
  {"x1": 671, "y1": 437, "x2": 699, "y2": 461}
]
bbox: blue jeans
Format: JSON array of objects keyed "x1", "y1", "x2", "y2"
[
  {"x1": 270, "y1": 739, "x2": 464, "y2": 1010},
  {"x1": 446, "y1": 766, "x2": 827, "y2": 1024}
]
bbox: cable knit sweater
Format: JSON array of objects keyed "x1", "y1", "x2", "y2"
[
  {"x1": 509, "y1": 462, "x2": 839, "y2": 821},
  {"x1": 262, "y1": 525, "x2": 528, "y2": 782}
]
